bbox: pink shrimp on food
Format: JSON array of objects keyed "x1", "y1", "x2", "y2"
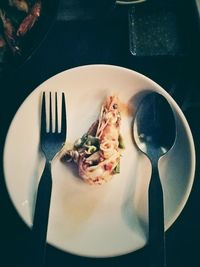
[
  {"x1": 61, "y1": 95, "x2": 124, "y2": 185},
  {"x1": 17, "y1": 0, "x2": 42, "y2": 37}
]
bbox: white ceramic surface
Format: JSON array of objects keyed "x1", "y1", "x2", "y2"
[
  {"x1": 3, "y1": 65, "x2": 195, "y2": 257},
  {"x1": 117, "y1": 0, "x2": 147, "y2": 5}
]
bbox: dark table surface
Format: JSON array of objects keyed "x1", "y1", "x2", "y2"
[{"x1": 0, "y1": 1, "x2": 200, "y2": 266}]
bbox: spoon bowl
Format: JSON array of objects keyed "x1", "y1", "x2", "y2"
[{"x1": 134, "y1": 92, "x2": 176, "y2": 162}]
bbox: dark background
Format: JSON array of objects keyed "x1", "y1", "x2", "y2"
[{"x1": 0, "y1": 0, "x2": 200, "y2": 266}]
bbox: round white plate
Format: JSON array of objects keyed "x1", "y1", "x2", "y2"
[{"x1": 3, "y1": 65, "x2": 195, "y2": 257}]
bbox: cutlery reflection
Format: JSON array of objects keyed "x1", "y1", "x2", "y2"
[
  {"x1": 133, "y1": 92, "x2": 176, "y2": 267},
  {"x1": 31, "y1": 91, "x2": 67, "y2": 267}
]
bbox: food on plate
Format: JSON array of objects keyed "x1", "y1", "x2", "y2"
[
  {"x1": 0, "y1": 9, "x2": 21, "y2": 55},
  {"x1": 17, "y1": 0, "x2": 42, "y2": 37},
  {"x1": 61, "y1": 95, "x2": 124, "y2": 185},
  {"x1": 8, "y1": 0, "x2": 29, "y2": 13},
  {"x1": 0, "y1": 0, "x2": 42, "y2": 71},
  {"x1": 0, "y1": 34, "x2": 6, "y2": 62}
]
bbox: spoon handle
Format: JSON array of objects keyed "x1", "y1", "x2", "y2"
[{"x1": 148, "y1": 164, "x2": 166, "y2": 267}]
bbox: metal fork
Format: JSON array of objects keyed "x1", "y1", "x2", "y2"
[{"x1": 31, "y1": 91, "x2": 66, "y2": 267}]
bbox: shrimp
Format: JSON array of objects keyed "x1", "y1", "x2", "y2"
[{"x1": 17, "y1": 0, "x2": 41, "y2": 37}]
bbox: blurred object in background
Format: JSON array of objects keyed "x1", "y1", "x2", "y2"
[
  {"x1": 117, "y1": 0, "x2": 147, "y2": 4},
  {"x1": 0, "y1": 0, "x2": 59, "y2": 76},
  {"x1": 57, "y1": 0, "x2": 116, "y2": 21},
  {"x1": 128, "y1": 0, "x2": 189, "y2": 56}
]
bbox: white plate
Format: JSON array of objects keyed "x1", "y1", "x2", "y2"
[{"x1": 3, "y1": 65, "x2": 195, "y2": 258}]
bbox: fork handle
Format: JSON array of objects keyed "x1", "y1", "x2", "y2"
[{"x1": 30, "y1": 160, "x2": 52, "y2": 267}]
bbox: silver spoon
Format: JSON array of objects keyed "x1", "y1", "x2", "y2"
[{"x1": 133, "y1": 92, "x2": 176, "y2": 267}]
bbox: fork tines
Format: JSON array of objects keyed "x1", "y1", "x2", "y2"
[{"x1": 41, "y1": 91, "x2": 66, "y2": 136}]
